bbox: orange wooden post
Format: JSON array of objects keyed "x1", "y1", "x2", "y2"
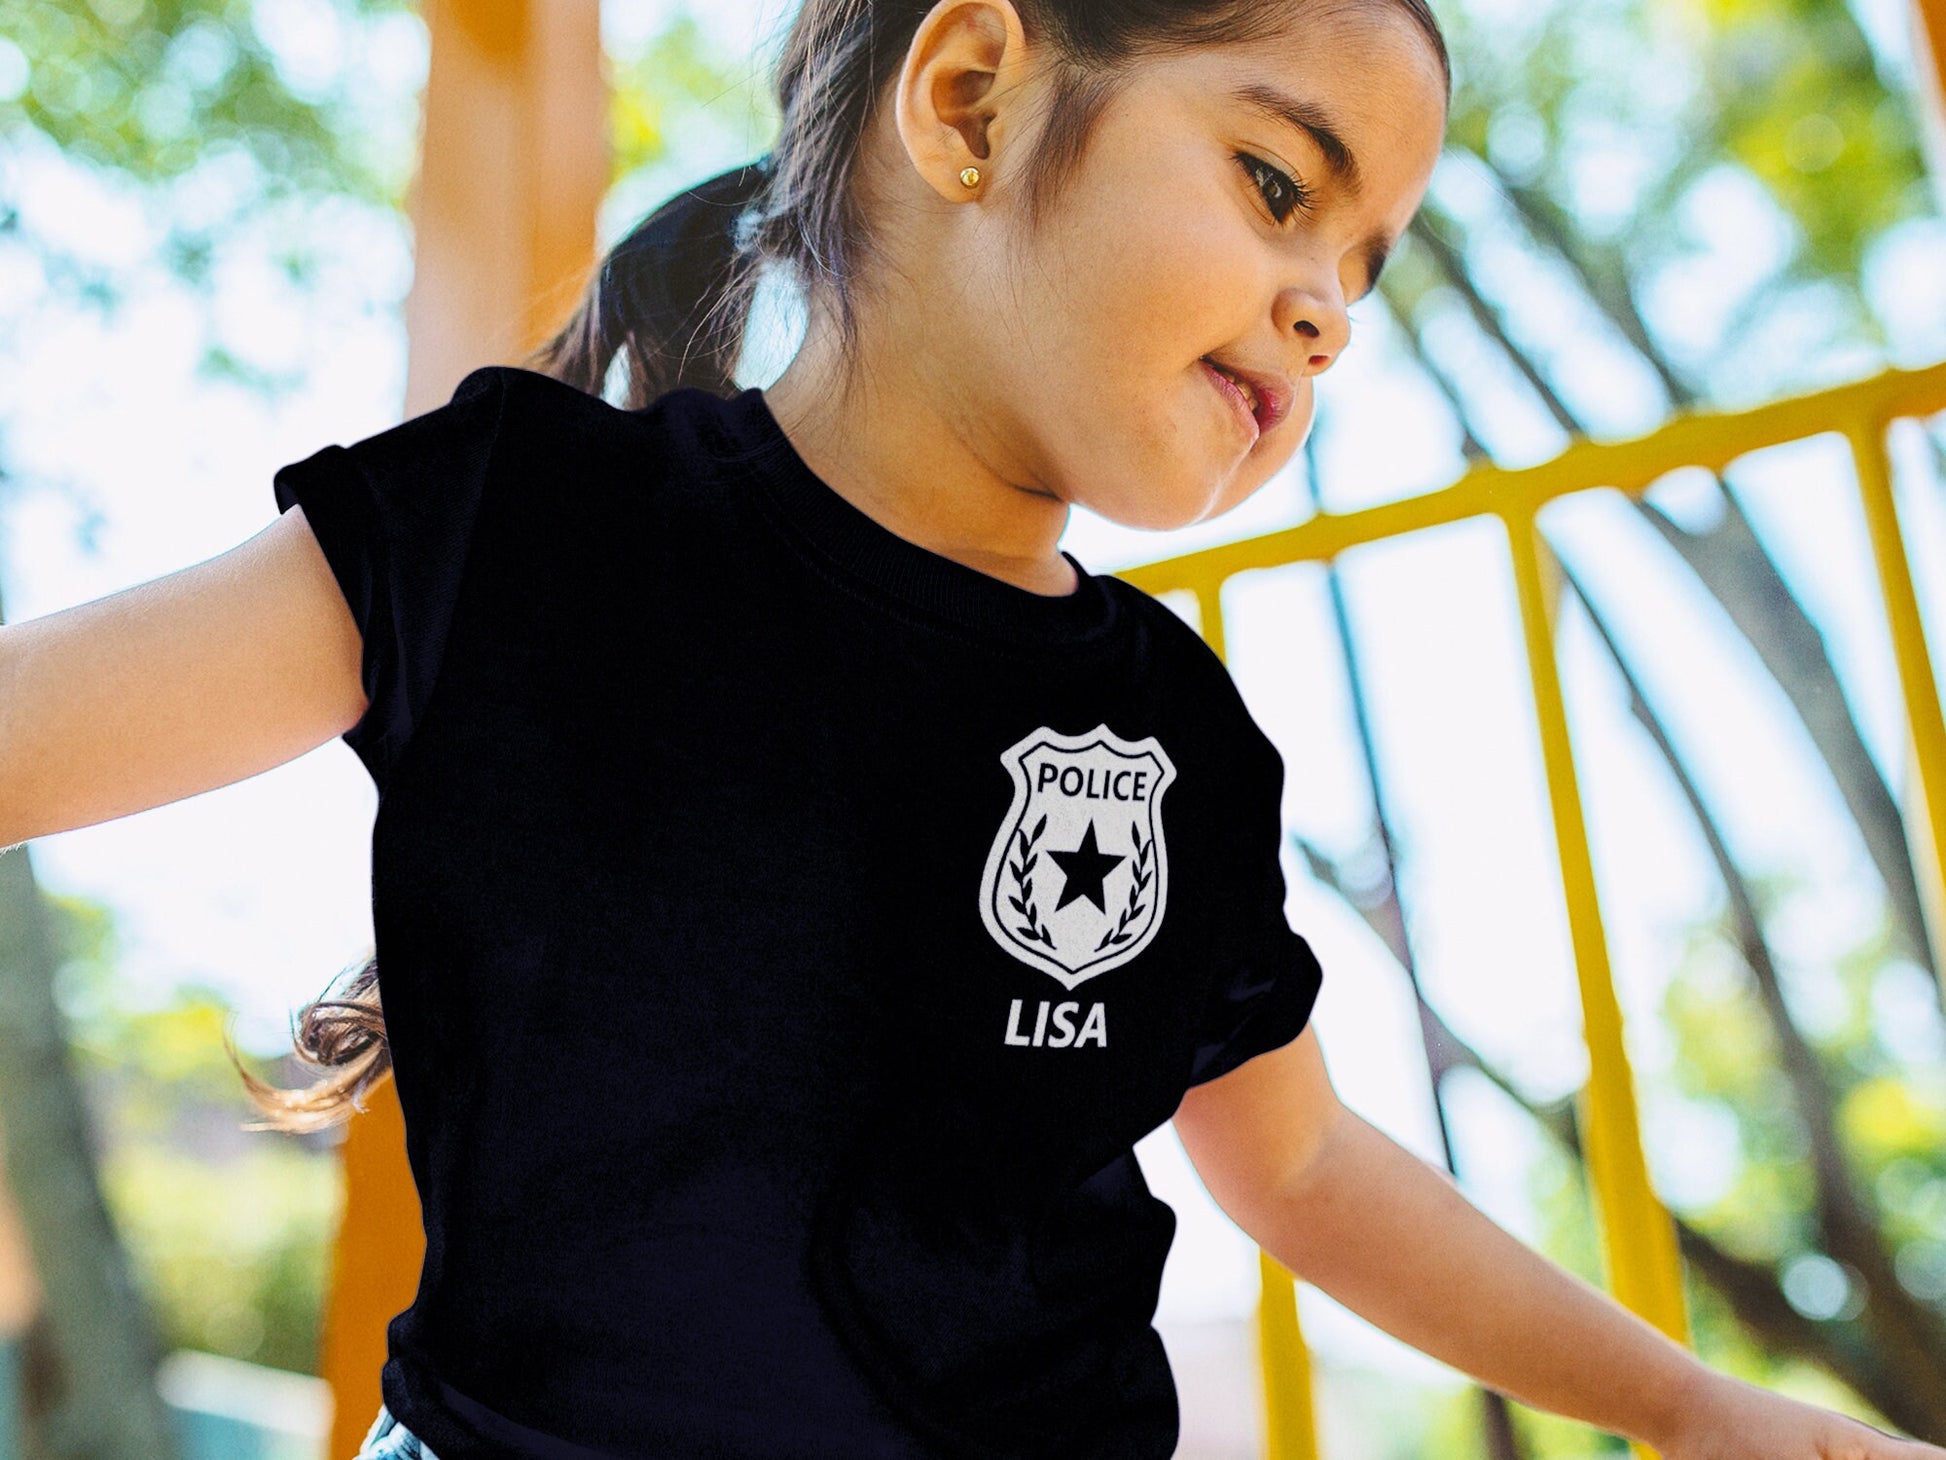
[
  {"x1": 1916, "y1": 0, "x2": 1946, "y2": 214},
  {"x1": 1917, "y1": 0, "x2": 1946, "y2": 128},
  {"x1": 320, "y1": 3, "x2": 606, "y2": 1454},
  {"x1": 322, "y1": 1086, "x2": 422, "y2": 1459}
]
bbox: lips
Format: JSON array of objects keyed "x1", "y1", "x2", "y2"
[
  {"x1": 1199, "y1": 355, "x2": 1291, "y2": 436},
  {"x1": 1201, "y1": 359, "x2": 1259, "y2": 439},
  {"x1": 1206, "y1": 357, "x2": 1260, "y2": 413}
]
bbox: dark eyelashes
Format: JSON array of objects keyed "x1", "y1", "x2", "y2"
[
  {"x1": 1233, "y1": 150, "x2": 1317, "y2": 225},
  {"x1": 1230, "y1": 149, "x2": 1364, "y2": 319}
]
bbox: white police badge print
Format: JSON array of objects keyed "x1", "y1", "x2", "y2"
[{"x1": 978, "y1": 724, "x2": 1177, "y2": 994}]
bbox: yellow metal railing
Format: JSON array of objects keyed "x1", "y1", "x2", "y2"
[{"x1": 1115, "y1": 359, "x2": 1946, "y2": 1460}]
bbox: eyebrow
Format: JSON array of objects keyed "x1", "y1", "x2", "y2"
[{"x1": 1228, "y1": 80, "x2": 1395, "y2": 302}]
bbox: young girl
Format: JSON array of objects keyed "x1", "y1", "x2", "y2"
[{"x1": 4, "y1": 1, "x2": 1941, "y2": 1457}]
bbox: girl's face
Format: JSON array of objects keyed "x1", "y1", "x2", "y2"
[{"x1": 901, "y1": 6, "x2": 1449, "y2": 532}]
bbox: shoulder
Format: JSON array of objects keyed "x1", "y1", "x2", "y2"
[
  {"x1": 442, "y1": 366, "x2": 708, "y2": 485},
  {"x1": 1100, "y1": 577, "x2": 1222, "y2": 670},
  {"x1": 461, "y1": 366, "x2": 746, "y2": 464},
  {"x1": 1097, "y1": 573, "x2": 1284, "y2": 781},
  {"x1": 1097, "y1": 574, "x2": 1244, "y2": 709},
  {"x1": 447, "y1": 364, "x2": 618, "y2": 436},
  {"x1": 461, "y1": 365, "x2": 740, "y2": 423},
  {"x1": 443, "y1": 371, "x2": 759, "y2": 563}
]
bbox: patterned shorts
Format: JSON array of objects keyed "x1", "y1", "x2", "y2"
[{"x1": 351, "y1": 1403, "x2": 441, "y2": 1459}]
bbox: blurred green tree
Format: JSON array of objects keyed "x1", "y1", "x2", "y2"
[{"x1": 50, "y1": 898, "x2": 340, "y2": 1379}]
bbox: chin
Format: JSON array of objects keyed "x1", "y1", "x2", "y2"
[
  {"x1": 1118, "y1": 494, "x2": 1208, "y2": 534},
  {"x1": 1217, "y1": 433, "x2": 1279, "y2": 492},
  {"x1": 1077, "y1": 471, "x2": 1207, "y2": 533}
]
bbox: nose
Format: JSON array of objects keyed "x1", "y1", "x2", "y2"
[{"x1": 1273, "y1": 275, "x2": 1351, "y2": 375}]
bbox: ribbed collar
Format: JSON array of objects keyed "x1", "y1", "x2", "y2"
[{"x1": 705, "y1": 385, "x2": 1121, "y2": 651}]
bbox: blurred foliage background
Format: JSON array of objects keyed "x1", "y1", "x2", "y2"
[
  {"x1": 49, "y1": 889, "x2": 338, "y2": 1379},
  {"x1": 0, "y1": 0, "x2": 1943, "y2": 1456}
]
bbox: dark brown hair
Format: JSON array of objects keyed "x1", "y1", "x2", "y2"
[
  {"x1": 231, "y1": 954, "x2": 389, "y2": 1133},
  {"x1": 237, "y1": 0, "x2": 1449, "y2": 1133},
  {"x1": 525, "y1": 0, "x2": 1448, "y2": 408}
]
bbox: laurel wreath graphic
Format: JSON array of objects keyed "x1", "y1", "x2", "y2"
[
  {"x1": 1093, "y1": 819, "x2": 1153, "y2": 952},
  {"x1": 1007, "y1": 813, "x2": 1059, "y2": 949}
]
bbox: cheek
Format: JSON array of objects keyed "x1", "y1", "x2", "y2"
[
  {"x1": 974, "y1": 161, "x2": 1291, "y2": 524},
  {"x1": 1026, "y1": 185, "x2": 1261, "y2": 377},
  {"x1": 1282, "y1": 377, "x2": 1317, "y2": 450}
]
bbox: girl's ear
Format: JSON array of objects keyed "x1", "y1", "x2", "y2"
[{"x1": 891, "y1": 0, "x2": 1036, "y2": 204}]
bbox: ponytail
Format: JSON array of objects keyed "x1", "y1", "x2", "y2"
[
  {"x1": 524, "y1": 156, "x2": 775, "y2": 407},
  {"x1": 227, "y1": 954, "x2": 391, "y2": 1134}
]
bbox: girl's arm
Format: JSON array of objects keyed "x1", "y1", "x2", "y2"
[
  {"x1": 0, "y1": 506, "x2": 367, "y2": 850},
  {"x1": 1172, "y1": 1027, "x2": 1946, "y2": 1459}
]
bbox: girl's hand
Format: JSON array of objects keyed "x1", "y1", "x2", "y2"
[{"x1": 1658, "y1": 1370, "x2": 1946, "y2": 1460}]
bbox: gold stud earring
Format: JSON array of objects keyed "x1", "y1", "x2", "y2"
[{"x1": 960, "y1": 166, "x2": 981, "y2": 188}]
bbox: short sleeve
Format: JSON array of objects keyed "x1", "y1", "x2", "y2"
[
  {"x1": 1184, "y1": 715, "x2": 1325, "y2": 1089},
  {"x1": 273, "y1": 365, "x2": 511, "y2": 793}
]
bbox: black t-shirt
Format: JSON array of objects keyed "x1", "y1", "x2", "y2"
[{"x1": 271, "y1": 365, "x2": 1324, "y2": 1459}]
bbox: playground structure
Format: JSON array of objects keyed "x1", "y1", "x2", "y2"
[{"x1": 1123, "y1": 356, "x2": 1946, "y2": 1460}]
